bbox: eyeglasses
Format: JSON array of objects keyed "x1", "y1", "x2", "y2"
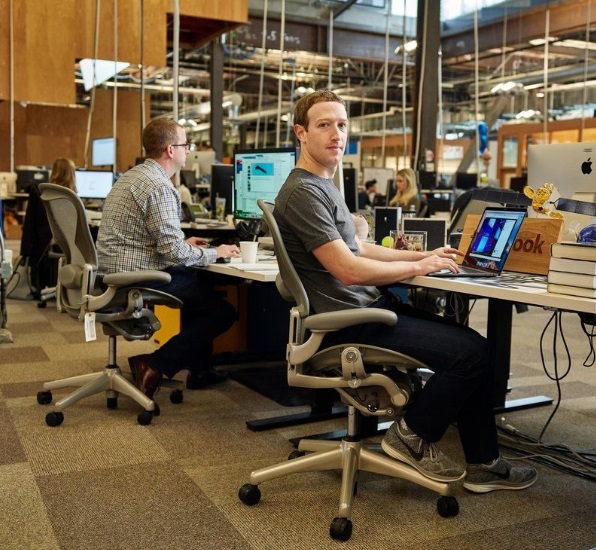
[{"x1": 170, "y1": 142, "x2": 192, "y2": 151}]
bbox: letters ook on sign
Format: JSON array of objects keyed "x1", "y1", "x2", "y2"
[{"x1": 458, "y1": 215, "x2": 563, "y2": 275}]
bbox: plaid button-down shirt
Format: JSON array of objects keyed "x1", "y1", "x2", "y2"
[{"x1": 97, "y1": 159, "x2": 215, "y2": 275}]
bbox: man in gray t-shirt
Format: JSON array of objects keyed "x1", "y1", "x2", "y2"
[{"x1": 273, "y1": 90, "x2": 537, "y2": 494}]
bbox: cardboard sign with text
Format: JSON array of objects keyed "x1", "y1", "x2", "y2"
[{"x1": 458, "y1": 215, "x2": 563, "y2": 275}]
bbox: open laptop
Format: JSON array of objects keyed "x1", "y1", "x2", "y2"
[{"x1": 430, "y1": 206, "x2": 527, "y2": 278}]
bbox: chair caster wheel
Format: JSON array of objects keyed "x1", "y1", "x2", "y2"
[
  {"x1": 37, "y1": 391, "x2": 52, "y2": 405},
  {"x1": 437, "y1": 495, "x2": 459, "y2": 518},
  {"x1": 329, "y1": 517, "x2": 352, "y2": 541},
  {"x1": 45, "y1": 412, "x2": 64, "y2": 427},
  {"x1": 238, "y1": 484, "x2": 261, "y2": 506},
  {"x1": 137, "y1": 411, "x2": 153, "y2": 425},
  {"x1": 170, "y1": 389, "x2": 183, "y2": 404},
  {"x1": 288, "y1": 450, "x2": 305, "y2": 460},
  {"x1": 107, "y1": 397, "x2": 118, "y2": 409}
]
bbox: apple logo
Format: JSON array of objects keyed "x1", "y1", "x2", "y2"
[{"x1": 581, "y1": 157, "x2": 592, "y2": 175}]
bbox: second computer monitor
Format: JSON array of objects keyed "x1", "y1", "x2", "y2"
[
  {"x1": 210, "y1": 164, "x2": 234, "y2": 217},
  {"x1": 75, "y1": 169, "x2": 113, "y2": 200},
  {"x1": 234, "y1": 147, "x2": 297, "y2": 220}
]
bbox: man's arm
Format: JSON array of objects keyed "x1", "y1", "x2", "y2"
[{"x1": 313, "y1": 238, "x2": 461, "y2": 287}]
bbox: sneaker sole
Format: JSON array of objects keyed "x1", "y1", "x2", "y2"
[
  {"x1": 381, "y1": 439, "x2": 466, "y2": 483},
  {"x1": 463, "y1": 476, "x2": 537, "y2": 494}
]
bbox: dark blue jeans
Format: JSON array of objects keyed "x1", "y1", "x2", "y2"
[
  {"x1": 141, "y1": 266, "x2": 237, "y2": 379},
  {"x1": 323, "y1": 296, "x2": 498, "y2": 464}
]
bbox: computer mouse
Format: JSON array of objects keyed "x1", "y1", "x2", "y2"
[{"x1": 216, "y1": 257, "x2": 231, "y2": 264}]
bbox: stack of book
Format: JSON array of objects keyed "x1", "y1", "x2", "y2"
[{"x1": 547, "y1": 242, "x2": 596, "y2": 298}]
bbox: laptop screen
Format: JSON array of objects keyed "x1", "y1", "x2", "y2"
[{"x1": 463, "y1": 207, "x2": 527, "y2": 272}]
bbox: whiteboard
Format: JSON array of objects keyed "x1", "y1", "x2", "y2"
[{"x1": 362, "y1": 167, "x2": 394, "y2": 196}]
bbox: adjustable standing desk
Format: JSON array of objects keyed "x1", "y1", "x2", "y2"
[
  {"x1": 401, "y1": 272, "x2": 596, "y2": 411},
  {"x1": 206, "y1": 258, "x2": 347, "y2": 431}
]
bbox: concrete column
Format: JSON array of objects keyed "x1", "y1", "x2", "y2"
[
  {"x1": 210, "y1": 39, "x2": 224, "y2": 160},
  {"x1": 412, "y1": 0, "x2": 441, "y2": 171}
]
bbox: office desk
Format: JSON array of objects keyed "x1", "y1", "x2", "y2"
[
  {"x1": 206, "y1": 258, "x2": 347, "y2": 432},
  {"x1": 402, "y1": 272, "x2": 596, "y2": 411},
  {"x1": 206, "y1": 258, "x2": 278, "y2": 283}
]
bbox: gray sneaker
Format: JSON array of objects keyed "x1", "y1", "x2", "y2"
[
  {"x1": 463, "y1": 457, "x2": 537, "y2": 493},
  {"x1": 381, "y1": 421, "x2": 466, "y2": 482}
]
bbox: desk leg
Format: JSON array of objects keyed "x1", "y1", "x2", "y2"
[
  {"x1": 445, "y1": 294, "x2": 552, "y2": 412},
  {"x1": 488, "y1": 298, "x2": 552, "y2": 412}
]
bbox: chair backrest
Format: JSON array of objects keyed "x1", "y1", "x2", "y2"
[
  {"x1": 258, "y1": 199, "x2": 309, "y2": 319},
  {"x1": 39, "y1": 183, "x2": 98, "y2": 318}
]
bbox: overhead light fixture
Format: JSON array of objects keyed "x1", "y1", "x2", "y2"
[
  {"x1": 490, "y1": 81, "x2": 523, "y2": 94},
  {"x1": 556, "y1": 39, "x2": 596, "y2": 51},
  {"x1": 515, "y1": 109, "x2": 541, "y2": 120},
  {"x1": 394, "y1": 40, "x2": 417, "y2": 55},
  {"x1": 528, "y1": 36, "x2": 557, "y2": 46}
]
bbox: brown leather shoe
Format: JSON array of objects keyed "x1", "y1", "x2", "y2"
[{"x1": 128, "y1": 354, "x2": 162, "y2": 400}]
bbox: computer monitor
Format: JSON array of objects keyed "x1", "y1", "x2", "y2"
[
  {"x1": 527, "y1": 142, "x2": 596, "y2": 199},
  {"x1": 233, "y1": 147, "x2": 297, "y2": 220},
  {"x1": 417, "y1": 170, "x2": 437, "y2": 189},
  {"x1": 16, "y1": 167, "x2": 50, "y2": 192},
  {"x1": 343, "y1": 167, "x2": 358, "y2": 213},
  {"x1": 180, "y1": 169, "x2": 198, "y2": 192},
  {"x1": 455, "y1": 172, "x2": 478, "y2": 190},
  {"x1": 509, "y1": 175, "x2": 527, "y2": 193},
  {"x1": 75, "y1": 169, "x2": 113, "y2": 200},
  {"x1": 92, "y1": 137, "x2": 116, "y2": 167},
  {"x1": 185, "y1": 150, "x2": 217, "y2": 179},
  {"x1": 210, "y1": 164, "x2": 234, "y2": 217}
]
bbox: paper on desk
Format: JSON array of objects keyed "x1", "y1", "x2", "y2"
[{"x1": 231, "y1": 263, "x2": 278, "y2": 271}]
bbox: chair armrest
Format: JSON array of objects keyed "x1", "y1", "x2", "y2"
[
  {"x1": 304, "y1": 308, "x2": 397, "y2": 332},
  {"x1": 102, "y1": 270, "x2": 171, "y2": 287}
]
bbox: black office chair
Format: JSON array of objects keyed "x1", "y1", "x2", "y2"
[
  {"x1": 36, "y1": 183, "x2": 184, "y2": 426},
  {"x1": 238, "y1": 200, "x2": 459, "y2": 542}
]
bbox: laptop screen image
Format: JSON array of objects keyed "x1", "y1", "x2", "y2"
[{"x1": 462, "y1": 207, "x2": 527, "y2": 273}]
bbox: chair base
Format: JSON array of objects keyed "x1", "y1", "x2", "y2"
[
  {"x1": 240, "y1": 435, "x2": 459, "y2": 541},
  {"x1": 38, "y1": 366, "x2": 156, "y2": 425}
]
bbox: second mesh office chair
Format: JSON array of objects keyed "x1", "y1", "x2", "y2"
[
  {"x1": 238, "y1": 200, "x2": 459, "y2": 542},
  {"x1": 36, "y1": 183, "x2": 183, "y2": 426}
]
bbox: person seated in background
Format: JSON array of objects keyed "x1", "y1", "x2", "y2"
[
  {"x1": 96, "y1": 118, "x2": 241, "y2": 399},
  {"x1": 274, "y1": 89, "x2": 537, "y2": 493},
  {"x1": 49, "y1": 157, "x2": 77, "y2": 192},
  {"x1": 358, "y1": 179, "x2": 377, "y2": 209},
  {"x1": 389, "y1": 167, "x2": 420, "y2": 214},
  {"x1": 20, "y1": 157, "x2": 77, "y2": 298}
]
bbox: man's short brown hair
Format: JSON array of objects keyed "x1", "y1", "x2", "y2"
[
  {"x1": 293, "y1": 90, "x2": 346, "y2": 129},
  {"x1": 142, "y1": 118, "x2": 182, "y2": 158}
]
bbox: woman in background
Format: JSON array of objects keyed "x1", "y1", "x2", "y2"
[
  {"x1": 49, "y1": 157, "x2": 77, "y2": 192},
  {"x1": 389, "y1": 167, "x2": 420, "y2": 214}
]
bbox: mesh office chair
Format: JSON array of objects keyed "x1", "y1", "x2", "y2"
[
  {"x1": 36, "y1": 183, "x2": 183, "y2": 427},
  {"x1": 238, "y1": 200, "x2": 459, "y2": 542}
]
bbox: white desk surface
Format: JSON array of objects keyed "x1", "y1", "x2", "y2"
[
  {"x1": 206, "y1": 256, "x2": 278, "y2": 282},
  {"x1": 405, "y1": 271, "x2": 596, "y2": 314},
  {"x1": 208, "y1": 261, "x2": 596, "y2": 314}
]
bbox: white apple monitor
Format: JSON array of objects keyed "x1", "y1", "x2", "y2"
[
  {"x1": 527, "y1": 142, "x2": 596, "y2": 200},
  {"x1": 527, "y1": 142, "x2": 596, "y2": 237}
]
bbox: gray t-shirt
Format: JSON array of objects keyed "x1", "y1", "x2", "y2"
[{"x1": 274, "y1": 168, "x2": 380, "y2": 313}]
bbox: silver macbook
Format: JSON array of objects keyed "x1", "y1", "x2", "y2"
[{"x1": 430, "y1": 207, "x2": 527, "y2": 278}]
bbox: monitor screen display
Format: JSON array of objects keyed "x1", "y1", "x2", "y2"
[
  {"x1": 233, "y1": 147, "x2": 297, "y2": 220},
  {"x1": 92, "y1": 137, "x2": 116, "y2": 166},
  {"x1": 75, "y1": 170, "x2": 113, "y2": 200}
]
